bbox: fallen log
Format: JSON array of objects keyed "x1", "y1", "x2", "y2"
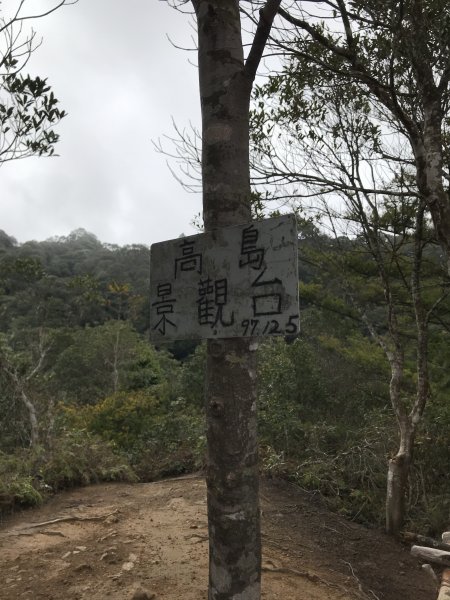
[
  {"x1": 402, "y1": 532, "x2": 450, "y2": 553},
  {"x1": 411, "y1": 546, "x2": 450, "y2": 567}
]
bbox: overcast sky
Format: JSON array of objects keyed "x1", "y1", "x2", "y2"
[{"x1": 0, "y1": 0, "x2": 203, "y2": 246}]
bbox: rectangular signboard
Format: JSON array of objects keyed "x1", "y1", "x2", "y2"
[{"x1": 150, "y1": 214, "x2": 299, "y2": 342}]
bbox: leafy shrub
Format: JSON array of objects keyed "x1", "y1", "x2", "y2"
[
  {"x1": 38, "y1": 429, "x2": 136, "y2": 490},
  {"x1": 257, "y1": 336, "x2": 398, "y2": 527},
  {"x1": 406, "y1": 397, "x2": 450, "y2": 534},
  {"x1": 67, "y1": 390, "x2": 205, "y2": 480},
  {"x1": 0, "y1": 429, "x2": 135, "y2": 515}
]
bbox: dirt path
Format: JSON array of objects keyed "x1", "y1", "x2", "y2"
[{"x1": 0, "y1": 476, "x2": 433, "y2": 599}]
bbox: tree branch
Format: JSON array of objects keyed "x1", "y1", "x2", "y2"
[{"x1": 244, "y1": 0, "x2": 282, "y2": 82}]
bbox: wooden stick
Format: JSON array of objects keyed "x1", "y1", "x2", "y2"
[{"x1": 27, "y1": 509, "x2": 119, "y2": 528}]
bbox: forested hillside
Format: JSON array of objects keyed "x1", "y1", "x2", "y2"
[{"x1": 0, "y1": 226, "x2": 448, "y2": 535}]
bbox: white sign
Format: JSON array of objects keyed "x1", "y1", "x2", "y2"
[{"x1": 149, "y1": 214, "x2": 299, "y2": 342}]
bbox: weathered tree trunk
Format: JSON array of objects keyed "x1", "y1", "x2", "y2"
[
  {"x1": 206, "y1": 338, "x2": 260, "y2": 599},
  {"x1": 191, "y1": 1, "x2": 280, "y2": 597},
  {"x1": 194, "y1": 2, "x2": 259, "y2": 597},
  {"x1": 384, "y1": 352, "x2": 410, "y2": 537},
  {"x1": 386, "y1": 434, "x2": 413, "y2": 536},
  {"x1": 408, "y1": 3, "x2": 450, "y2": 275},
  {"x1": 413, "y1": 111, "x2": 450, "y2": 276},
  {"x1": 386, "y1": 202, "x2": 430, "y2": 536},
  {"x1": 20, "y1": 389, "x2": 39, "y2": 447}
]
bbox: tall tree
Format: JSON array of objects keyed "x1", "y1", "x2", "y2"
[
  {"x1": 246, "y1": 0, "x2": 450, "y2": 535},
  {"x1": 184, "y1": 1, "x2": 281, "y2": 598},
  {"x1": 252, "y1": 71, "x2": 449, "y2": 534},
  {"x1": 269, "y1": 1, "x2": 450, "y2": 274}
]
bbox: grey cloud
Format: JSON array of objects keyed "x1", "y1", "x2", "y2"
[{"x1": 0, "y1": 0, "x2": 201, "y2": 245}]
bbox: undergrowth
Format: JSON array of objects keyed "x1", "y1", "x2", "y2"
[{"x1": 0, "y1": 429, "x2": 135, "y2": 515}]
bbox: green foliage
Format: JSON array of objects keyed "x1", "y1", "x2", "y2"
[
  {"x1": 0, "y1": 231, "x2": 151, "y2": 332},
  {"x1": 258, "y1": 329, "x2": 393, "y2": 526},
  {"x1": 38, "y1": 429, "x2": 136, "y2": 491},
  {"x1": 1, "y1": 1, "x2": 68, "y2": 164},
  {"x1": 65, "y1": 389, "x2": 205, "y2": 480},
  {"x1": 0, "y1": 225, "x2": 448, "y2": 535},
  {"x1": 52, "y1": 321, "x2": 161, "y2": 404},
  {"x1": 178, "y1": 342, "x2": 206, "y2": 409},
  {"x1": 0, "y1": 70, "x2": 66, "y2": 162},
  {"x1": 290, "y1": 411, "x2": 396, "y2": 526},
  {"x1": 408, "y1": 396, "x2": 450, "y2": 534},
  {"x1": 0, "y1": 430, "x2": 135, "y2": 514},
  {"x1": 258, "y1": 337, "x2": 328, "y2": 455},
  {"x1": 0, "y1": 452, "x2": 43, "y2": 509}
]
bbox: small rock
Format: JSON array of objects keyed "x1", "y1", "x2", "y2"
[
  {"x1": 122, "y1": 562, "x2": 134, "y2": 571},
  {"x1": 100, "y1": 549, "x2": 120, "y2": 564},
  {"x1": 262, "y1": 558, "x2": 281, "y2": 571},
  {"x1": 74, "y1": 563, "x2": 93, "y2": 573},
  {"x1": 75, "y1": 546, "x2": 87, "y2": 552},
  {"x1": 131, "y1": 586, "x2": 157, "y2": 600},
  {"x1": 128, "y1": 553, "x2": 138, "y2": 562},
  {"x1": 105, "y1": 514, "x2": 119, "y2": 524},
  {"x1": 62, "y1": 551, "x2": 72, "y2": 560}
]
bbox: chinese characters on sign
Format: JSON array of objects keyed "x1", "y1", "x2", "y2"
[{"x1": 150, "y1": 214, "x2": 299, "y2": 341}]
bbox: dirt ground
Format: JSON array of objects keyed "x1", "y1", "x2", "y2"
[{"x1": 0, "y1": 475, "x2": 433, "y2": 600}]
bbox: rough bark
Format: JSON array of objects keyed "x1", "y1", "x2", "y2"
[
  {"x1": 386, "y1": 420, "x2": 414, "y2": 537},
  {"x1": 191, "y1": 1, "x2": 280, "y2": 597},
  {"x1": 412, "y1": 115, "x2": 450, "y2": 276},
  {"x1": 206, "y1": 338, "x2": 260, "y2": 599},
  {"x1": 195, "y1": 1, "x2": 258, "y2": 595}
]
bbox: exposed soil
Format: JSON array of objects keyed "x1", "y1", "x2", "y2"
[{"x1": 0, "y1": 475, "x2": 433, "y2": 599}]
